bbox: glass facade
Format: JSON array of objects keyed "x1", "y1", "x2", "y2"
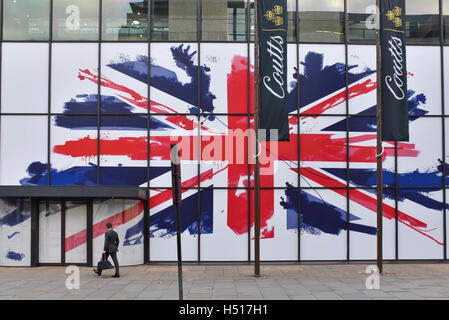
[
  {"x1": 202, "y1": 0, "x2": 246, "y2": 41},
  {"x1": 53, "y1": 0, "x2": 99, "y2": 41},
  {"x1": 1, "y1": 0, "x2": 449, "y2": 265},
  {"x1": 3, "y1": 0, "x2": 50, "y2": 41},
  {"x1": 298, "y1": 0, "x2": 344, "y2": 43},
  {"x1": 103, "y1": 0, "x2": 148, "y2": 41},
  {"x1": 151, "y1": 0, "x2": 197, "y2": 41},
  {"x1": 406, "y1": 0, "x2": 440, "y2": 45},
  {"x1": 348, "y1": 0, "x2": 376, "y2": 42}
]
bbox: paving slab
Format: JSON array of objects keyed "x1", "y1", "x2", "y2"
[{"x1": 0, "y1": 264, "x2": 449, "y2": 300}]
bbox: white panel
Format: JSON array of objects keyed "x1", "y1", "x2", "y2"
[
  {"x1": 444, "y1": 47, "x2": 449, "y2": 115},
  {"x1": 0, "y1": 199, "x2": 31, "y2": 266},
  {"x1": 299, "y1": 44, "x2": 346, "y2": 115},
  {"x1": 93, "y1": 200, "x2": 144, "y2": 266},
  {"x1": 65, "y1": 202, "x2": 87, "y2": 264},
  {"x1": 39, "y1": 202, "x2": 62, "y2": 263},
  {"x1": 447, "y1": 189, "x2": 449, "y2": 260},
  {"x1": 51, "y1": 43, "x2": 98, "y2": 113},
  {"x1": 150, "y1": 42, "x2": 198, "y2": 114},
  {"x1": 101, "y1": 42, "x2": 148, "y2": 113},
  {"x1": 0, "y1": 116, "x2": 48, "y2": 185},
  {"x1": 2, "y1": 43, "x2": 48, "y2": 113},
  {"x1": 407, "y1": 46, "x2": 441, "y2": 115},
  {"x1": 398, "y1": 190, "x2": 444, "y2": 260},
  {"x1": 397, "y1": 118, "x2": 442, "y2": 188},
  {"x1": 50, "y1": 115, "x2": 98, "y2": 185},
  {"x1": 349, "y1": 189, "x2": 396, "y2": 260},
  {"x1": 347, "y1": 45, "x2": 376, "y2": 115},
  {"x1": 257, "y1": 189, "x2": 298, "y2": 261},
  {"x1": 299, "y1": 189, "x2": 347, "y2": 261},
  {"x1": 199, "y1": 43, "x2": 247, "y2": 114},
  {"x1": 149, "y1": 188, "x2": 198, "y2": 261},
  {"x1": 200, "y1": 189, "x2": 248, "y2": 261}
]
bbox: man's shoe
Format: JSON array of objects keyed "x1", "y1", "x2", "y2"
[
  {"x1": 112, "y1": 274, "x2": 120, "y2": 278},
  {"x1": 93, "y1": 268, "x2": 101, "y2": 276}
]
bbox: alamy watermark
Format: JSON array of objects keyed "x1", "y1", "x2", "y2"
[
  {"x1": 65, "y1": 265, "x2": 80, "y2": 290},
  {"x1": 169, "y1": 128, "x2": 280, "y2": 176},
  {"x1": 65, "y1": 5, "x2": 80, "y2": 31},
  {"x1": 365, "y1": 265, "x2": 380, "y2": 290},
  {"x1": 365, "y1": 5, "x2": 380, "y2": 30}
]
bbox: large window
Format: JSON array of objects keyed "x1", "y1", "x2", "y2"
[
  {"x1": 53, "y1": 0, "x2": 99, "y2": 41},
  {"x1": 406, "y1": 0, "x2": 440, "y2": 45},
  {"x1": 3, "y1": 0, "x2": 50, "y2": 40},
  {"x1": 298, "y1": 0, "x2": 344, "y2": 43},
  {"x1": 202, "y1": 0, "x2": 246, "y2": 41},
  {"x1": 102, "y1": 0, "x2": 148, "y2": 41},
  {"x1": 348, "y1": 0, "x2": 376, "y2": 43},
  {"x1": 1, "y1": 1, "x2": 448, "y2": 44},
  {"x1": 250, "y1": 0, "x2": 296, "y2": 42},
  {"x1": 151, "y1": 0, "x2": 197, "y2": 41},
  {"x1": 445, "y1": 0, "x2": 449, "y2": 44}
]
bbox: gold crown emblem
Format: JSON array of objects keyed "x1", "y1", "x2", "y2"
[
  {"x1": 386, "y1": 6, "x2": 403, "y2": 28},
  {"x1": 264, "y1": 5, "x2": 284, "y2": 26}
]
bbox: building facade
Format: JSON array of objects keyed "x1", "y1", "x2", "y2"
[{"x1": 1, "y1": 0, "x2": 449, "y2": 266}]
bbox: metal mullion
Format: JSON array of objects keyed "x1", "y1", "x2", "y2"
[
  {"x1": 147, "y1": 0, "x2": 152, "y2": 263},
  {"x1": 344, "y1": 0, "x2": 350, "y2": 262},
  {"x1": 48, "y1": 0, "x2": 53, "y2": 186},
  {"x1": 1, "y1": 40, "x2": 51, "y2": 43},
  {"x1": 247, "y1": 0, "x2": 251, "y2": 263},
  {"x1": 197, "y1": 102, "x2": 201, "y2": 262},
  {"x1": 149, "y1": 0, "x2": 154, "y2": 41},
  {"x1": 197, "y1": 0, "x2": 201, "y2": 42},
  {"x1": 61, "y1": 200, "x2": 66, "y2": 265},
  {"x1": 47, "y1": 112, "x2": 149, "y2": 116},
  {"x1": 100, "y1": 40, "x2": 148, "y2": 44},
  {"x1": 199, "y1": 40, "x2": 254, "y2": 44},
  {"x1": 392, "y1": 186, "x2": 445, "y2": 190},
  {"x1": 97, "y1": 0, "x2": 102, "y2": 186},
  {"x1": 301, "y1": 113, "x2": 372, "y2": 117},
  {"x1": 30, "y1": 199, "x2": 39, "y2": 267},
  {"x1": 87, "y1": 200, "x2": 93, "y2": 266},
  {"x1": 151, "y1": 112, "x2": 255, "y2": 116},
  {"x1": 233, "y1": 5, "x2": 238, "y2": 41},
  {"x1": 201, "y1": 112, "x2": 251, "y2": 116},
  {"x1": 296, "y1": 0, "x2": 301, "y2": 263},
  {"x1": 440, "y1": 0, "x2": 447, "y2": 260},
  {"x1": 144, "y1": 197, "x2": 150, "y2": 263},
  {"x1": 50, "y1": 40, "x2": 99, "y2": 43},
  {"x1": 197, "y1": 0, "x2": 201, "y2": 262},
  {"x1": 395, "y1": 141, "x2": 398, "y2": 261},
  {"x1": 0, "y1": 0, "x2": 3, "y2": 172}
]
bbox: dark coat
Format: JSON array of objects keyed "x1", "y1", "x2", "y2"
[{"x1": 103, "y1": 229, "x2": 120, "y2": 253}]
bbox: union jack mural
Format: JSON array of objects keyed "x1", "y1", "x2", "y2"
[{"x1": 0, "y1": 42, "x2": 446, "y2": 265}]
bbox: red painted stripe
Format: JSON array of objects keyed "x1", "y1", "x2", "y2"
[
  {"x1": 150, "y1": 169, "x2": 215, "y2": 210},
  {"x1": 65, "y1": 201, "x2": 144, "y2": 252},
  {"x1": 301, "y1": 79, "x2": 376, "y2": 117},
  {"x1": 54, "y1": 133, "x2": 410, "y2": 164},
  {"x1": 65, "y1": 168, "x2": 218, "y2": 252},
  {"x1": 298, "y1": 167, "x2": 426, "y2": 227},
  {"x1": 297, "y1": 167, "x2": 443, "y2": 245}
]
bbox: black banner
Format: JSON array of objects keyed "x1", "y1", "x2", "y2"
[
  {"x1": 258, "y1": 0, "x2": 289, "y2": 141},
  {"x1": 381, "y1": 0, "x2": 409, "y2": 141}
]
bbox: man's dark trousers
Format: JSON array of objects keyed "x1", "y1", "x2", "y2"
[
  {"x1": 99, "y1": 229, "x2": 120, "y2": 276},
  {"x1": 104, "y1": 252, "x2": 119, "y2": 275}
]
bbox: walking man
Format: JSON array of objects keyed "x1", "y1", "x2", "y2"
[{"x1": 94, "y1": 222, "x2": 120, "y2": 277}]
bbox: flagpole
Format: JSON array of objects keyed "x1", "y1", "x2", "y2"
[
  {"x1": 376, "y1": 0, "x2": 383, "y2": 274},
  {"x1": 254, "y1": 0, "x2": 261, "y2": 278}
]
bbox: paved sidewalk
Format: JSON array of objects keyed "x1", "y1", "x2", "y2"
[{"x1": 0, "y1": 263, "x2": 449, "y2": 300}]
